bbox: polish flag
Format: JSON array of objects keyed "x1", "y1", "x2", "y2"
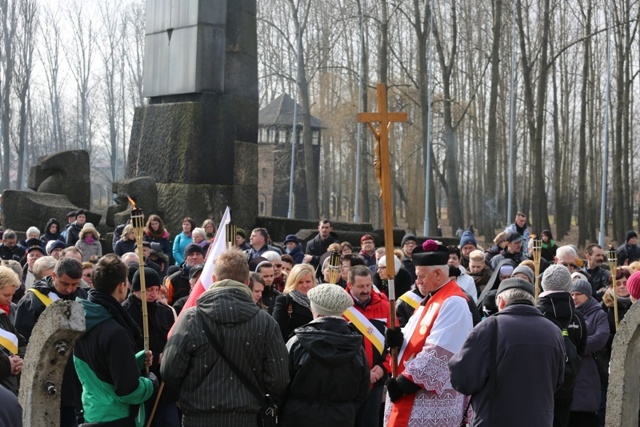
[{"x1": 168, "y1": 206, "x2": 231, "y2": 336}]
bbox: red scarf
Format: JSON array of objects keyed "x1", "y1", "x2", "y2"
[{"x1": 0, "y1": 303, "x2": 10, "y2": 316}]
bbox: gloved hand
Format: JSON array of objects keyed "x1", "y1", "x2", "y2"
[
  {"x1": 144, "y1": 372, "x2": 159, "y2": 392},
  {"x1": 386, "y1": 375, "x2": 420, "y2": 403},
  {"x1": 385, "y1": 327, "x2": 404, "y2": 349}
]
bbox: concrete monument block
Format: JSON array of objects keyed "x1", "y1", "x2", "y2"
[
  {"x1": 128, "y1": 0, "x2": 258, "y2": 230},
  {"x1": 19, "y1": 300, "x2": 86, "y2": 427},
  {"x1": 27, "y1": 150, "x2": 91, "y2": 209},
  {"x1": 156, "y1": 181, "x2": 256, "y2": 233},
  {"x1": 606, "y1": 301, "x2": 640, "y2": 426},
  {"x1": 1, "y1": 190, "x2": 101, "y2": 232},
  {"x1": 110, "y1": 177, "x2": 159, "y2": 226}
]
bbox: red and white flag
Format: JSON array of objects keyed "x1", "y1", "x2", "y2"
[{"x1": 169, "y1": 206, "x2": 231, "y2": 336}]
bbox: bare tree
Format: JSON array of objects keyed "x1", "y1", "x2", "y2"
[
  {"x1": 65, "y1": 0, "x2": 95, "y2": 152},
  {"x1": 13, "y1": 0, "x2": 37, "y2": 190}
]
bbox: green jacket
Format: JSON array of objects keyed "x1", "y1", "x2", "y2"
[{"x1": 74, "y1": 296, "x2": 154, "y2": 426}]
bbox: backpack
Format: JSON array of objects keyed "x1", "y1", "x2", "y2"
[{"x1": 559, "y1": 328, "x2": 582, "y2": 390}]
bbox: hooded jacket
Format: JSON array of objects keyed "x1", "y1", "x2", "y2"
[
  {"x1": 537, "y1": 291, "x2": 587, "y2": 400},
  {"x1": 280, "y1": 317, "x2": 370, "y2": 427},
  {"x1": 42, "y1": 218, "x2": 64, "y2": 245},
  {"x1": 160, "y1": 280, "x2": 289, "y2": 427},
  {"x1": 73, "y1": 292, "x2": 154, "y2": 426}
]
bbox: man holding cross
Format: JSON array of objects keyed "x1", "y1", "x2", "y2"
[{"x1": 384, "y1": 241, "x2": 473, "y2": 427}]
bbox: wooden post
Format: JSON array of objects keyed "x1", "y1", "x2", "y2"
[{"x1": 357, "y1": 84, "x2": 407, "y2": 376}]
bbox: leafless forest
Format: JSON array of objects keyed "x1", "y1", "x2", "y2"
[
  {"x1": 0, "y1": 0, "x2": 638, "y2": 246},
  {"x1": 258, "y1": 0, "x2": 640, "y2": 246}
]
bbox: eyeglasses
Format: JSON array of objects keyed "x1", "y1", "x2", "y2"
[
  {"x1": 560, "y1": 262, "x2": 578, "y2": 269},
  {"x1": 82, "y1": 273, "x2": 92, "y2": 278}
]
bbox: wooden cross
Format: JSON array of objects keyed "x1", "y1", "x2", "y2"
[{"x1": 357, "y1": 83, "x2": 407, "y2": 377}]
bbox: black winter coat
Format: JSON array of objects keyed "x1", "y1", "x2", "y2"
[
  {"x1": 280, "y1": 317, "x2": 370, "y2": 427},
  {"x1": 450, "y1": 303, "x2": 565, "y2": 427},
  {"x1": 537, "y1": 291, "x2": 588, "y2": 399},
  {"x1": 273, "y1": 294, "x2": 313, "y2": 341}
]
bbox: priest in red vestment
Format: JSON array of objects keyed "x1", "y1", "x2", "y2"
[{"x1": 384, "y1": 240, "x2": 473, "y2": 427}]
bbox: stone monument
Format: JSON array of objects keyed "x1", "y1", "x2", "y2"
[
  {"x1": 126, "y1": 0, "x2": 258, "y2": 231},
  {"x1": 606, "y1": 301, "x2": 640, "y2": 426},
  {"x1": 19, "y1": 300, "x2": 85, "y2": 427},
  {"x1": 2, "y1": 150, "x2": 100, "y2": 231}
]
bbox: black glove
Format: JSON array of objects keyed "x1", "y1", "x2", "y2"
[
  {"x1": 144, "y1": 372, "x2": 159, "y2": 391},
  {"x1": 385, "y1": 327, "x2": 404, "y2": 349},
  {"x1": 386, "y1": 375, "x2": 421, "y2": 403}
]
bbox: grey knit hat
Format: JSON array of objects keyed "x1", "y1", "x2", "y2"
[
  {"x1": 512, "y1": 265, "x2": 534, "y2": 284},
  {"x1": 308, "y1": 284, "x2": 353, "y2": 317},
  {"x1": 570, "y1": 279, "x2": 592, "y2": 298},
  {"x1": 541, "y1": 264, "x2": 572, "y2": 292}
]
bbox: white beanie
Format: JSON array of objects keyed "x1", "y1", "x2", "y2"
[
  {"x1": 378, "y1": 255, "x2": 402, "y2": 275},
  {"x1": 308, "y1": 284, "x2": 353, "y2": 317}
]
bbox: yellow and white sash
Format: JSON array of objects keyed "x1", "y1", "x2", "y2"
[
  {"x1": 0, "y1": 328, "x2": 18, "y2": 355},
  {"x1": 28, "y1": 288, "x2": 58, "y2": 307},
  {"x1": 343, "y1": 306, "x2": 385, "y2": 354},
  {"x1": 398, "y1": 291, "x2": 423, "y2": 310}
]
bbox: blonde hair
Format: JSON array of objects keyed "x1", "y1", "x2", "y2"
[
  {"x1": 283, "y1": 264, "x2": 316, "y2": 294},
  {"x1": 0, "y1": 265, "x2": 20, "y2": 289},
  {"x1": 121, "y1": 224, "x2": 135, "y2": 241},
  {"x1": 469, "y1": 250, "x2": 485, "y2": 262},
  {"x1": 628, "y1": 261, "x2": 640, "y2": 272}
]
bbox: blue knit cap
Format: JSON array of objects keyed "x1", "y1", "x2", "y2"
[{"x1": 460, "y1": 230, "x2": 477, "y2": 248}]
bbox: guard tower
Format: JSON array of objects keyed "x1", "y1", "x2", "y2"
[{"x1": 257, "y1": 94, "x2": 326, "y2": 219}]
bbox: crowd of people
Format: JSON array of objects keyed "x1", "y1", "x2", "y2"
[{"x1": 0, "y1": 211, "x2": 639, "y2": 427}]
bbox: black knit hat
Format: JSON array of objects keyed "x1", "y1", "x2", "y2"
[
  {"x1": 132, "y1": 267, "x2": 162, "y2": 291},
  {"x1": 626, "y1": 230, "x2": 638, "y2": 243}
]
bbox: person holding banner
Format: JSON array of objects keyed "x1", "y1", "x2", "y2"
[
  {"x1": 0, "y1": 266, "x2": 25, "y2": 396},
  {"x1": 384, "y1": 240, "x2": 473, "y2": 427},
  {"x1": 344, "y1": 265, "x2": 391, "y2": 427}
]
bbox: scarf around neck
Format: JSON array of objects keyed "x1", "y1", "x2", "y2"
[{"x1": 289, "y1": 290, "x2": 310, "y2": 308}]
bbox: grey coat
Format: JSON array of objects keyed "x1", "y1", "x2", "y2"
[{"x1": 161, "y1": 280, "x2": 289, "y2": 427}]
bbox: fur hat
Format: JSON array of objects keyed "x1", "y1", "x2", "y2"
[
  {"x1": 79, "y1": 223, "x2": 100, "y2": 240},
  {"x1": 493, "y1": 231, "x2": 508, "y2": 245},
  {"x1": 570, "y1": 279, "x2": 592, "y2": 298},
  {"x1": 626, "y1": 271, "x2": 640, "y2": 300},
  {"x1": 308, "y1": 283, "x2": 353, "y2": 317},
  {"x1": 132, "y1": 267, "x2": 162, "y2": 292},
  {"x1": 541, "y1": 264, "x2": 572, "y2": 293},
  {"x1": 459, "y1": 230, "x2": 477, "y2": 248}
]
